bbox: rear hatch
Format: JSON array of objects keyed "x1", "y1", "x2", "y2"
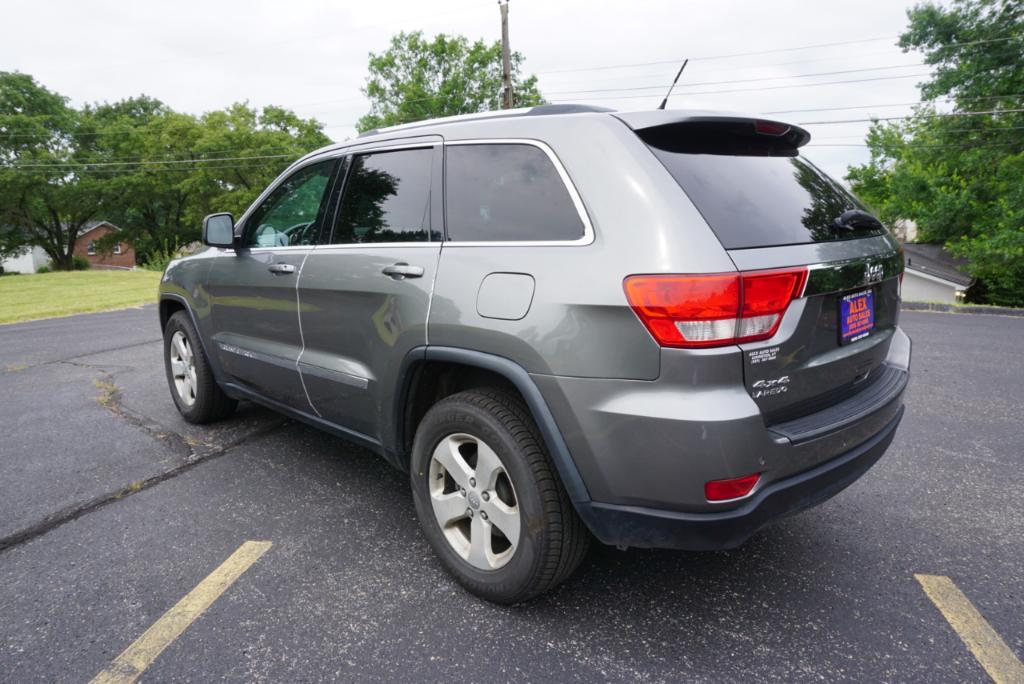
[{"x1": 620, "y1": 113, "x2": 904, "y2": 430}]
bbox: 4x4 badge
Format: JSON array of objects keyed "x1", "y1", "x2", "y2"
[{"x1": 752, "y1": 375, "x2": 790, "y2": 398}]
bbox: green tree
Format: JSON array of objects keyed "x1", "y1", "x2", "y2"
[
  {"x1": 91, "y1": 100, "x2": 330, "y2": 261},
  {"x1": 186, "y1": 103, "x2": 330, "y2": 228},
  {"x1": 78, "y1": 96, "x2": 204, "y2": 260},
  {"x1": 845, "y1": 0, "x2": 1024, "y2": 305},
  {"x1": 0, "y1": 72, "x2": 103, "y2": 270},
  {"x1": 356, "y1": 31, "x2": 544, "y2": 132},
  {"x1": 1, "y1": 72, "x2": 331, "y2": 267}
]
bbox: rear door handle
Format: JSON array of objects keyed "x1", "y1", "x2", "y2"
[
  {"x1": 268, "y1": 263, "x2": 296, "y2": 275},
  {"x1": 382, "y1": 263, "x2": 424, "y2": 279}
]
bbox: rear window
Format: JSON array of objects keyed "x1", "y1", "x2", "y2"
[
  {"x1": 646, "y1": 137, "x2": 884, "y2": 250},
  {"x1": 445, "y1": 143, "x2": 585, "y2": 242}
]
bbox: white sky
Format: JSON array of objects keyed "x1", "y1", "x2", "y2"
[{"x1": 0, "y1": 0, "x2": 934, "y2": 179}]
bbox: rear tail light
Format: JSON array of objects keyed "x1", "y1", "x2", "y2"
[
  {"x1": 705, "y1": 473, "x2": 761, "y2": 502},
  {"x1": 623, "y1": 268, "x2": 807, "y2": 348}
]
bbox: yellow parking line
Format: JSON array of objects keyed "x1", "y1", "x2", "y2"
[
  {"x1": 90, "y1": 540, "x2": 272, "y2": 684},
  {"x1": 915, "y1": 573, "x2": 1024, "y2": 684}
]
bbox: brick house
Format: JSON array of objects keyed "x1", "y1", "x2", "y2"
[{"x1": 73, "y1": 221, "x2": 136, "y2": 269}]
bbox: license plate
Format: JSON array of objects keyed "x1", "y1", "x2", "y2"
[{"x1": 839, "y1": 289, "x2": 874, "y2": 344}]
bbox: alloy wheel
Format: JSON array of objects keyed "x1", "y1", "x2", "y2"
[
  {"x1": 428, "y1": 432, "x2": 521, "y2": 570},
  {"x1": 169, "y1": 330, "x2": 197, "y2": 407}
]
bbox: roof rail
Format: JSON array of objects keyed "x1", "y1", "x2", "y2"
[{"x1": 358, "y1": 103, "x2": 614, "y2": 138}]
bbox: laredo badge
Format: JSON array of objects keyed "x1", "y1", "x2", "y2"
[{"x1": 752, "y1": 375, "x2": 790, "y2": 398}]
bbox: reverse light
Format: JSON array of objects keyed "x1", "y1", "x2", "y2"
[
  {"x1": 623, "y1": 268, "x2": 807, "y2": 348},
  {"x1": 705, "y1": 473, "x2": 761, "y2": 502}
]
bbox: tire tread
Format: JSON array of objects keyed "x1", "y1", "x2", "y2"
[
  {"x1": 425, "y1": 387, "x2": 590, "y2": 601},
  {"x1": 164, "y1": 311, "x2": 237, "y2": 424}
]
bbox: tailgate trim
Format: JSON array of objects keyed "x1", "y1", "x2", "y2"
[
  {"x1": 804, "y1": 250, "x2": 904, "y2": 296},
  {"x1": 768, "y1": 364, "x2": 907, "y2": 443}
]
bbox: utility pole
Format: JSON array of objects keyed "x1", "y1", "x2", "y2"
[{"x1": 499, "y1": 0, "x2": 513, "y2": 109}]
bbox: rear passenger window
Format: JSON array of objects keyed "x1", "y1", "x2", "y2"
[
  {"x1": 445, "y1": 144, "x2": 585, "y2": 242},
  {"x1": 332, "y1": 148, "x2": 433, "y2": 244}
]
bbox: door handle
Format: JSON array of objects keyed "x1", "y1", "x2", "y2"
[
  {"x1": 268, "y1": 263, "x2": 296, "y2": 274},
  {"x1": 381, "y1": 263, "x2": 424, "y2": 279}
]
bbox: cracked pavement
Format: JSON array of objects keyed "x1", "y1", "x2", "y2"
[
  {"x1": 0, "y1": 306, "x2": 286, "y2": 549},
  {"x1": 0, "y1": 306, "x2": 1022, "y2": 682}
]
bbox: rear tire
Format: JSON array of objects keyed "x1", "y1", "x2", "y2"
[
  {"x1": 410, "y1": 388, "x2": 590, "y2": 604},
  {"x1": 163, "y1": 310, "x2": 237, "y2": 424}
]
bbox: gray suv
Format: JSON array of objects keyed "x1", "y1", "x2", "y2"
[{"x1": 159, "y1": 105, "x2": 910, "y2": 603}]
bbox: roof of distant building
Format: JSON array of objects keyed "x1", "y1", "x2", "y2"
[{"x1": 903, "y1": 243, "x2": 974, "y2": 288}]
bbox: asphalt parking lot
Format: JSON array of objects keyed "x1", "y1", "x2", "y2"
[{"x1": 1, "y1": 307, "x2": 1021, "y2": 683}]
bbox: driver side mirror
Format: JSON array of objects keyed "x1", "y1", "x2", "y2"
[{"x1": 202, "y1": 213, "x2": 235, "y2": 248}]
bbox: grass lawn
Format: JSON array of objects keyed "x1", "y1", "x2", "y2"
[{"x1": 0, "y1": 270, "x2": 161, "y2": 325}]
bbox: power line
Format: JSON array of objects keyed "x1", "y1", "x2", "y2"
[
  {"x1": 65, "y1": 162, "x2": 289, "y2": 175},
  {"x1": 0, "y1": 117, "x2": 327, "y2": 140},
  {"x1": 285, "y1": 92, "x2": 1024, "y2": 129},
  {"x1": 937, "y1": 124, "x2": 1024, "y2": 132},
  {"x1": 538, "y1": 48, "x2": 918, "y2": 86},
  {"x1": 550, "y1": 72, "x2": 932, "y2": 101},
  {"x1": 811, "y1": 125, "x2": 1024, "y2": 139},
  {"x1": 762, "y1": 92, "x2": 1024, "y2": 115},
  {"x1": 535, "y1": 36, "x2": 898, "y2": 75},
  {"x1": 797, "y1": 108, "x2": 1024, "y2": 125},
  {"x1": 259, "y1": 56, "x2": 929, "y2": 112},
  {"x1": 0, "y1": 145, "x2": 298, "y2": 163},
  {"x1": 4, "y1": 153, "x2": 295, "y2": 169},
  {"x1": 807, "y1": 141, "x2": 1021, "y2": 149},
  {"x1": 533, "y1": 34, "x2": 1021, "y2": 76},
  {"x1": 544, "y1": 63, "x2": 925, "y2": 96}
]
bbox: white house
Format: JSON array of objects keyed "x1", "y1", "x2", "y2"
[
  {"x1": 1, "y1": 246, "x2": 49, "y2": 274},
  {"x1": 902, "y1": 243, "x2": 974, "y2": 304}
]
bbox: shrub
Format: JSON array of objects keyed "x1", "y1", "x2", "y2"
[
  {"x1": 141, "y1": 250, "x2": 175, "y2": 272},
  {"x1": 36, "y1": 264, "x2": 51, "y2": 274},
  {"x1": 72, "y1": 256, "x2": 91, "y2": 270},
  {"x1": 141, "y1": 242, "x2": 201, "y2": 272}
]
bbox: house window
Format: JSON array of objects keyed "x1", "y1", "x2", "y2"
[
  {"x1": 87, "y1": 241, "x2": 96, "y2": 256},
  {"x1": 113, "y1": 243, "x2": 122, "y2": 255}
]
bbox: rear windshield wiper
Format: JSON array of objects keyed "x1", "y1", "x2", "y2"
[{"x1": 832, "y1": 209, "x2": 883, "y2": 232}]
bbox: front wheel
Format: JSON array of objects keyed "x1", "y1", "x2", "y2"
[
  {"x1": 163, "y1": 310, "x2": 237, "y2": 424},
  {"x1": 410, "y1": 388, "x2": 590, "y2": 604}
]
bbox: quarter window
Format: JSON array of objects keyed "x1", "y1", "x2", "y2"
[
  {"x1": 331, "y1": 148, "x2": 433, "y2": 244},
  {"x1": 445, "y1": 143, "x2": 585, "y2": 242},
  {"x1": 242, "y1": 159, "x2": 336, "y2": 248}
]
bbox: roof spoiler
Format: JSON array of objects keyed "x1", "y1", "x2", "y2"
[{"x1": 615, "y1": 112, "x2": 811, "y2": 156}]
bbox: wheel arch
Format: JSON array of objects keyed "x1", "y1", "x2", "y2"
[
  {"x1": 159, "y1": 293, "x2": 227, "y2": 389},
  {"x1": 159, "y1": 296, "x2": 187, "y2": 331},
  {"x1": 393, "y1": 346, "x2": 592, "y2": 506}
]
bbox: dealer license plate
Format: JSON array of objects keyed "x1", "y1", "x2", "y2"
[{"x1": 839, "y1": 290, "x2": 874, "y2": 345}]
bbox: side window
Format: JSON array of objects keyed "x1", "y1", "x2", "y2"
[
  {"x1": 242, "y1": 159, "x2": 336, "y2": 248},
  {"x1": 445, "y1": 143, "x2": 585, "y2": 242},
  {"x1": 331, "y1": 148, "x2": 433, "y2": 244}
]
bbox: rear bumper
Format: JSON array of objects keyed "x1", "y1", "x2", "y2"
[{"x1": 575, "y1": 406, "x2": 903, "y2": 550}]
